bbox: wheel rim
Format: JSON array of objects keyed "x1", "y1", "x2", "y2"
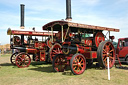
[
  {"x1": 71, "y1": 54, "x2": 86, "y2": 75},
  {"x1": 50, "y1": 43, "x2": 62, "y2": 61},
  {"x1": 54, "y1": 55, "x2": 66, "y2": 72},
  {"x1": 102, "y1": 42, "x2": 115, "y2": 68},
  {"x1": 10, "y1": 53, "x2": 18, "y2": 65},
  {"x1": 95, "y1": 32, "x2": 105, "y2": 47},
  {"x1": 15, "y1": 53, "x2": 31, "y2": 68}
]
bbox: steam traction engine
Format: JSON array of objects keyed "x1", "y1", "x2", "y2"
[
  {"x1": 43, "y1": 20, "x2": 119, "y2": 75},
  {"x1": 7, "y1": 28, "x2": 54, "y2": 68}
]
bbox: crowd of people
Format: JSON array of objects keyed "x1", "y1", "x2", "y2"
[{"x1": 0, "y1": 48, "x2": 11, "y2": 55}]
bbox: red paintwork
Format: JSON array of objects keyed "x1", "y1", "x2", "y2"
[
  {"x1": 35, "y1": 42, "x2": 46, "y2": 49},
  {"x1": 12, "y1": 30, "x2": 54, "y2": 36},
  {"x1": 62, "y1": 42, "x2": 71, "y2": 45},
  {"x1": 84, "y1": 38, "x2": 92, "y2": 51},
  {"x1": 7, "y1": 28, "x2": 55, "y2": 36},
  {"x1": 40, "y1": 51, "x2": 45, "y2": 61},
  {"x1": 84, "y1": 38, "x2": 92, "y2": 46},
  {"x1": 82, "y1": 51, "x2": 97, "y2": 59},
  {"x1": 76, "y1": 44, "x2": 84, "y2": 53},
  {"x1": 92, "y1": 52, "x2": 97, "y2": 58},
  {"x1": 27, "y1": 49, "x2": 37, "y2": 54},
  {"x1": 95, "y1": 32, "x2": 105, "y2": 47}
]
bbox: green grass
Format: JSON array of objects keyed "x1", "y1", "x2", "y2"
[
  {"x1": 0, "y1": 55, "x2": 128, "y2": 85},
  {"x1": 0, "y1": 54, "x2": 11, "y2": 57}
]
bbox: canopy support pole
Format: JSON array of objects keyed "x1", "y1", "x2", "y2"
[
  {"x1": 64, "y1": 26, "x2": 69, "y2": 42},
  {"x1": 62, "y1": 26, "x2": 64, "y2": 42},
  {"x1": 51, "y1": 27, "x2": 53, "y2": 43}
]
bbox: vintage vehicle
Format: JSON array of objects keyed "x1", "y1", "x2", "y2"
[
  {"x1": 42, "y1": 0, "x2": 120, "y2": 75},
  {"x1": 7, "y1": 28, "x2": 54, "y2": 68},
  {"x1": 42, "y1": 20, "x2": 119, "y2": 75},
  {"x1": 116, "y1": 38, "x2": 128, "y2": 64}
]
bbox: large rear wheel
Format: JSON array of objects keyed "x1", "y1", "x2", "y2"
[
  {"x1": 97, "y1": 41, "x2": 115, "y2": 68},
  {"x1": 15, "y1": 52, "x2": 31, "y2": 68},
  {"x1": 70, "y1": 53, "x2": 86, "y2": 75}
]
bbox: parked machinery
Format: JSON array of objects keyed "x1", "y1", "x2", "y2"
[
  {"x1": 115, "y1": 38, "x2": 128, "y2": 65},
  {"x1": 7, "y1": 28, "x2": 54, "y2": 68},
  {"x1": 43, "y1": 20, "x2": 119, "y2": 75}
]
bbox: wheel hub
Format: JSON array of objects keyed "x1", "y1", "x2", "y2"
[
  {"x1": 107, "y1": 52, "x2": 109, "y2": 56},
  {"x1": 78, "y1": 62, "x2": 81, "y2": 67}
]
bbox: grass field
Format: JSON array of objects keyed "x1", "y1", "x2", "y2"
[{"x1": 0, "y1": 54, "x2": 128, "y2": 85}]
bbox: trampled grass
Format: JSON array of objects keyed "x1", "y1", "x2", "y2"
[{"x1": 0, "y1": 54, "x2": 128, "y2": 85}]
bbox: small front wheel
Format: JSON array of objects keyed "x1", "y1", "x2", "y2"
[
  {"x1": 52, "y1": 54, "x2": 67, "y2": 72},
  {"x1": 70, "y1": 53, "x2": 86, "y2": 75},
  {"x1": 15, "y1": 52, "x2": 31, "y2": 68}
]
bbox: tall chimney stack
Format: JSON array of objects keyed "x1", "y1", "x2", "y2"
[
  {"x1": 20, "y1": 4, "x2": 25, "y2": 29},
  {"x1": 66, "y1": 0, "x2": 72, "y2": 21}
]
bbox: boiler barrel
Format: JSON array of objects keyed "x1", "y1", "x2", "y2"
[{"x1": 13, "y1": 47, "x2": 26, "y2": 52}]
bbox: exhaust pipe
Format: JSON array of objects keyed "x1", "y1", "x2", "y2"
[
  {"x1": 66, "y1": 0, "x2": 72, "y2": 21},
  {"x1": 20, "y1": 4, "x2": 25, "y2": 29}
]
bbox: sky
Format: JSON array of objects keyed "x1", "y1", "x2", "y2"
[{"x1": 0, "y1": 0, "x2": 128, "y2": 45}]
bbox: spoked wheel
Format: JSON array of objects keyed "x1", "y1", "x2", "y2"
[
  {"x1": 15, "y1": 52, "x2": 31, "y2": 68},
  {"x1": 70, "y1": 53, "x2": 86, "y2": 75},
  {"x1": 94, "y1": 32, "x2": 105, "y2": 48},
  {"x1": 53, "y1": 54, "x2": 67, "y2": 72},
  {"x1": 97, "y1": 41, "x2": 115, "y2": 68},
  {"x1": 49, "y1": 43, "x2": 62, "y2": 62},
  {"x1": 10, "y1": 52, "x2": 18, "y2": 65}
]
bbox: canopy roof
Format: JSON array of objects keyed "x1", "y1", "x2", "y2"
[
  {"x1": 7, "y1": 28, "x2": 54, "y2": 36},
  {"x1": 43, "y1": 20, "x2": 119, "y2": 32}
]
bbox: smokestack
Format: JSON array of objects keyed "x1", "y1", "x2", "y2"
[
  {"x1": 66, "y1": 0, "x2": 72, "y2": 21},
  {"x1": 20, "y1": 4, "x2": 25, "y2": 29}
]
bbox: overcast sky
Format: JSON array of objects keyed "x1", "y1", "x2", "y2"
[{"x1": 0, "y1": 0, "x2": 128, "y2": 45}]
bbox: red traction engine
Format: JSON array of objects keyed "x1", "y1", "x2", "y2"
[
  {"x1": 43, "y1": 20, "x2": 120, "y2": 75},
  {"x1": 7, "y1": 28, "x2": 54, "y2": 68}
]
